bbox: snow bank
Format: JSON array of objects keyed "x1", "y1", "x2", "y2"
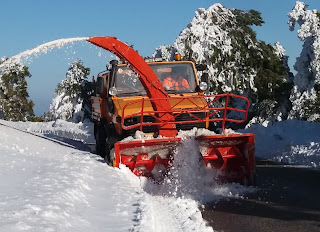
[
  {"x1": 0, "y1": 124, "x2": 145, "y2": 232},
  {"x1": 241, "y1": 120, "x2": 320, "y2": 167},
  {"x1": 0, "y1": 119, "x2": 94, "y2": 144}
]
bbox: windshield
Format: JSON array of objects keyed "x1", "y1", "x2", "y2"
[
  {"x1": 150, "y1": 62, "x2": 197, "y2": 94},
  {"x1": 114, "y1": 62, "x2": 197, "y2": 96},
  {"x1": 114, "y1": 66, "x2": 146, "y2": 96}
]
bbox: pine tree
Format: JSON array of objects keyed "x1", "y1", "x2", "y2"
[
  {"x1": 153, "y1": 3, "x2": 292, "y2": 127},
  {"x1": 288, "y1": 1, "x2": 320, "y2": 122},
  {"x1": 0, "y1": 61, "x2": 34, "y2": 121},
  {"x1": 45, "y1": 60, "x2": 92, "y2": 122}
]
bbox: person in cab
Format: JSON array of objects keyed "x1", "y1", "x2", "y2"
[{"x1": 163, "y1": 67, "x2": 189, "y2": 90}]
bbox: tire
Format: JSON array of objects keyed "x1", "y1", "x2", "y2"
[
  {"x1": 109, "y1": 148, "x2": 115, "y2": 167},
  {"x1": 95, "y1": 125, "x2": 111, "y2": 163},
  {"x1": 249, "y1": 173, "x2": 257, "y2": 186},
  {"x1": 241, "y1": 173, "x2": 257, "y2": 186}
]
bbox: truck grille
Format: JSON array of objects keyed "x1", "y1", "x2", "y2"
[
  {"x1": 124, "y1": 115, "x2": 156, "y2": 135},
  {"x1": 175, "y1": 112, "x2": 206, "y2": 130}
]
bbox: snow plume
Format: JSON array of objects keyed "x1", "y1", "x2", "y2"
[
  {"x1": 288, "y1": 1, "x2": 320, "y2": 121},
  {"x1": 163, "y1": 138, "x2": 214, "y2": 199},
  {"x1": 0, "y1": 37, "x2": 89, "y2": 71},
  {"x1": 0, "y1": 38, "x2": 89, "y2": 121}
]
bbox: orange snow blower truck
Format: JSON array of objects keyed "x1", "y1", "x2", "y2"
[{"x1": 88, "y1": 37, "x2": 255, "y2": 185}]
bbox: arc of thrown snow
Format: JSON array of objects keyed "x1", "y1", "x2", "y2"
[{"x1": 0, "y1": 37, "x2": 90, "y2": 71}]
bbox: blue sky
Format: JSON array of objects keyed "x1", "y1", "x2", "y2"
[{"x1": 1, "y1": 0, "x2": 320, "y2": 116}]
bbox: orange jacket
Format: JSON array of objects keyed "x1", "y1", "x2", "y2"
[{"x1": 163, "y1": 76, "x2": 189, "y2": 90}]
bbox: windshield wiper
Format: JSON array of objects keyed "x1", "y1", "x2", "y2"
[
  {"x1": 117, "y1": 91, "x2": 146, "y2": 97},
  {"x1": 165, "y1": 90, "x2": 179, "y2": 94}
]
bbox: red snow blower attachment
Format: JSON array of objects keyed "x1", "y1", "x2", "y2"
[{"x1": 88, "y1": 36, "x2": 256, "y2": 185}]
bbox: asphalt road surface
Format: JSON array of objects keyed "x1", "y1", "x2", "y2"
[{"x1": 202, "y1": 160, "x2": 320, "y2": 232}]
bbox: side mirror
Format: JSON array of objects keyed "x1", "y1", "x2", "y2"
[
  {"x1": 201, "y1": 72, "x2": 209, "y2": 83},
  {"x1": 196, "y1": 73, "x2": 208, "y2": 92},
  {"x1": 196, "y1": 64, "x2": 207, "y2": 71},
  {"x1": 108, "y1": 86, "x2": 118, "y2": 96},
  {"x1": 96, "y1": 76, "x2": 104, "y2": 95}
]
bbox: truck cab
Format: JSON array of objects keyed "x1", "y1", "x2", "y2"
[
  {"x1": 92, "y1": 60, "x2": 208, "y2": 133},
  {"x1": 91, "y1": 59, "x2": 208, "y2": 160}
]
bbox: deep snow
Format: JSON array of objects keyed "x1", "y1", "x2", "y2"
[{"x1": 1, "y1": 119, "x2": 319, "y2": 231}]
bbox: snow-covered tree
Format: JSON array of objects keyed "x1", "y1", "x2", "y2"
[
  {"x1": 45, "y1": 60, "x2": 92, "y2": 122},
  {"x1": 0, "y1": 59, "x2": 34, "y2": 121},
  {"x1": 154, "y1": 3, "x2": 292, "y2": 127},
  {"x1": 288, "y1": 1, "x2": 320, "y2": 122},
  {"x1": 246, "y1": 42, "x2": 294, "y2": 126}
]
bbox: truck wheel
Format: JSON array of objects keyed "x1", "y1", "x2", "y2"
[
  {"x1": 241, "y1": 173, "x2": 257, "y2": 186},
  {"x1": 95, "y1": 126, "x2": 111, "y2": 163},
  {"x1": 249, "y1": 173, "x2": 257, "y2": 186}
]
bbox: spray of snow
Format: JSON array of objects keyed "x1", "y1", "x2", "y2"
[
  {"x1": 0, "y1": 37, "x2": 89, "y2": 72},
  {"x1": 124, "y1": 129, "x2": 254, "y2": 231},
  {"x1": 120, "y1": 135, "x2": 252, "y2": 232}
]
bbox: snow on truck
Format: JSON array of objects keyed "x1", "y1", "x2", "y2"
[{"x1": 88, "y1": 37, "x2": 256, "y2": 185}]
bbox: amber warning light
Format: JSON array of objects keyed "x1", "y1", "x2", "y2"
[{"x1": 175, "y1": 53, "x2": 181, "y2": 61}]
